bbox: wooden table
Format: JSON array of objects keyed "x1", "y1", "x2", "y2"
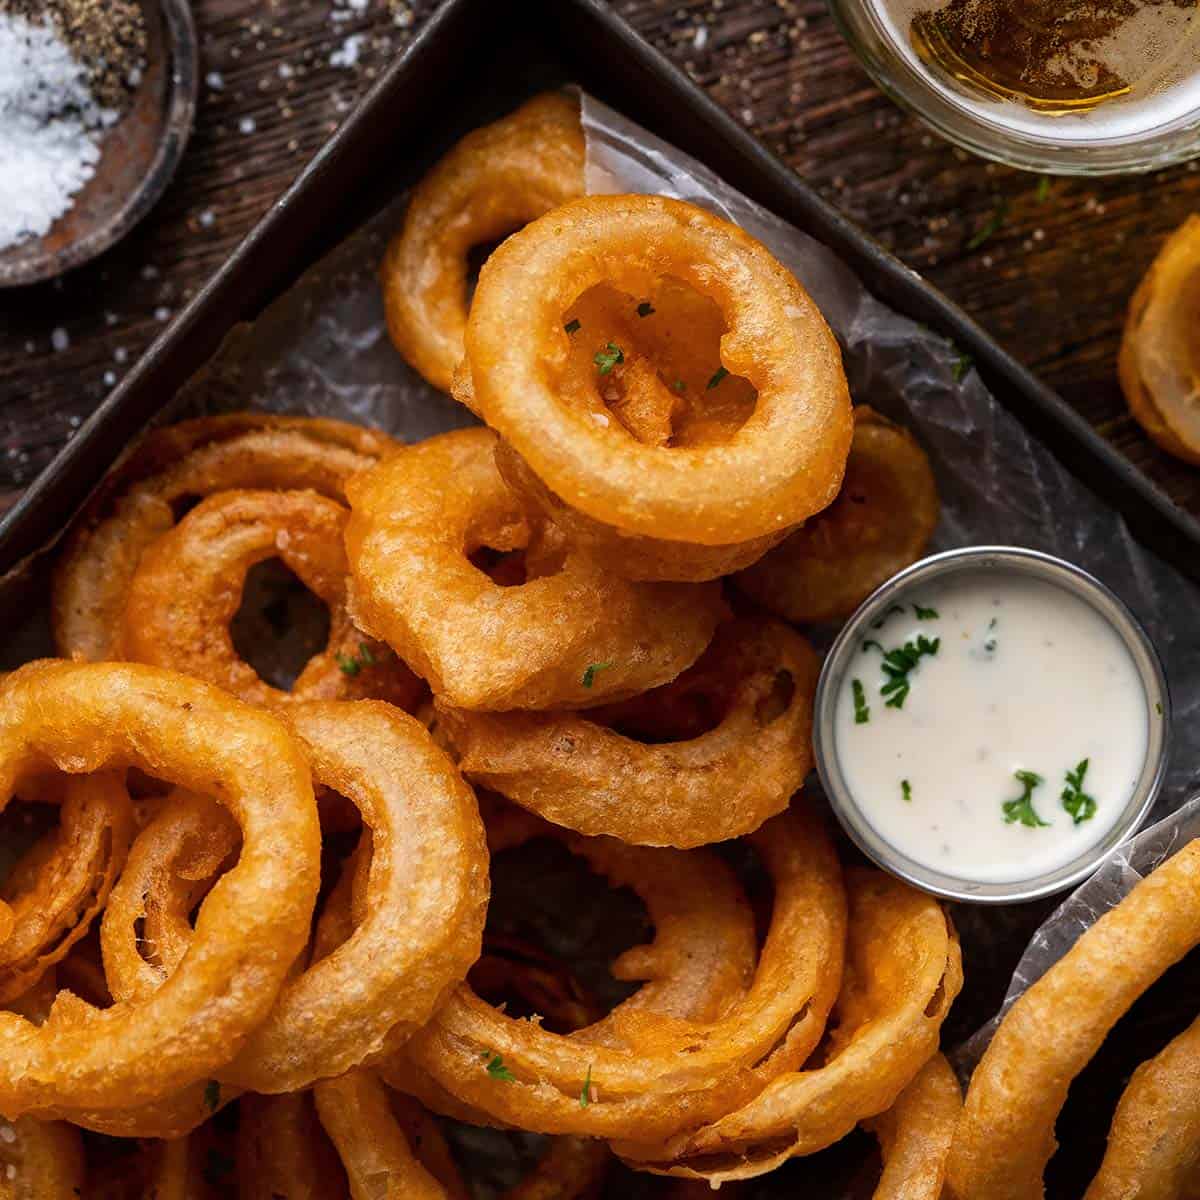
[{"x1": 2, "y1": 0, "x2": 1198, "y2": 519}]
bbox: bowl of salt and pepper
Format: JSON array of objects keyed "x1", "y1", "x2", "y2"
[{"x1": 0, "y1": 0, "x2": 197, "y2": 287}]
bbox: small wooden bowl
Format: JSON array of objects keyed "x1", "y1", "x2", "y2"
[{"x1": 0, "y1": 0, "x2": 198, "y2": 288}]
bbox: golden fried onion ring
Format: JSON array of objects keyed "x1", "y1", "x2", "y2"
[
  {"x1": 121, "y1": 489, "x2": 421, "y2": 709},
  {"x1": 382, "y1": 91, "x2": 584, "y2": 393},
  {"x1": 395, "y1": 804, "x2": 845, "y2": 1142},
  {"x1": 1119, "y1": 215, "x2": 1200, "y2": 466},
  {"x1": 53, "y1": 414, "x2": 393, "y2": 663},
  {"x1": 0, "y1": 661, "x2": 319, "y2": 1116},
  {"x1": 1085, "y1": 1013, "x2": 1200, "y2": 1200},
  {"x1": 947, "y1": 840, "x2": 1200, "y2": 1200},
  {"x1": 437, "y1": 618, "x2": 818, "y2": 847},
  {"x1": 0, "y1": 1115, "x2": 84, "y2": 1199},
  {"x1": 619, "y1": 868, "x2": 961, "y2": 1183},
  {"x1": 735, "y1": 406, "x2": 940, "y2": 624},
  {"x1": 0, "y1": 772, "x2": 133, "y2": 1004},
  {"x1": 464, "y1": 194, "x2": 852, "y2": 547},
  {"x1": 237, "y1": 1091, "x2": 349, "y2": 1200},
  {"x1": 344, "y1": 428, "x2": 724, "y2": 711}
]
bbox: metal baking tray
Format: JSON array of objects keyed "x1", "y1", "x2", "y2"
[{"x1": 3, "y1": 0, "x2": 1200, "y2": 586}]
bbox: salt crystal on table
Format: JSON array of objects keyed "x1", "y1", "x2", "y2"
[{"x1": 0, "y1": 11, "x2": 116, "y2": 251}]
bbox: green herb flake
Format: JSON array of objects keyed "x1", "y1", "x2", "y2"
[
  {"x1": 862, "y1": 638, "x2": 885, "y2": 655},
  {"x1": 952, "y1": 352, "x2": 973, "y2": 382},
  {"x1": 1036, "y1": 175, "x2": 1051, "y2": 203},
  {"x1": 484, "y1": 1052, "x2": 515, "y2": 1082},
  {"x1": 967, "y1": 198, "x2": 1008, "y2": 251},
  {"x1": 203, "y1": 1079, "x2": 221, "y2": 1114},
  {"x1": 671, "y1": 379, "x2": 687, "y2": 393},
  {"x1": 1061, "y1": 758, "x2": 1098, "y2": 825},
  {"x1": 707, "y1": 365, "x2": 729, "y2": 390},
  {"x1": 913, "y1": 604, "x2": 939, "y2": 620},
  {"x1": 594, "y1": 343, "x2": 624, "y2": 374},
  {"x1": 336, "y1": 643, "x2": 377, "y2": 677},
  {"x1": 581, "y1": 662, "x2": 612, "y2": 689},
  {"x1": 871, "y1": 603, "x2": 906, "y2": 630},
  {"x1": 1156, "y1": 701, "x2": 1164, "y2": 716},
  {"x1": 1002, "y1": 769, "x2": 1049, "y2": 828},
  {"x1": 879, "y1": 634, "x2": 940, "y2": 709},
  {"x1": 580, "y1": 1064, "x2": 594, "y2": 1108},
  {"x1": 636, "y1": 301, "x2": 655, "y2": 317},
  {"x1": 901, "y1": 779, "x2": 912, "y2": 803},
  {"x1": 852, "y1": 678, "x2": 870, "y2": 725},
  {"x1": 564, "y1": 318, "x2": 581, "y2": 334}
]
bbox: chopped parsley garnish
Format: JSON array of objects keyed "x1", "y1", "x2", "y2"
[
  {"x1": 707, "y1": 365, "x2": 729, "y2": 389},
  {"x1": 204, "y1": 1079, "x2": 221, "y2": 1113},
  {"x1": 636, "y1": 301, "x2": 655, "y2": 317},
  {"x1": 581, "y1": 662, "x2": 612, "y2": 689},
  {"x1": 952, "y1": 351, "x2": 973, "y2": 382},
  {"x1": 1061, "y1": 759, "x2": 1097, "y2": 825},
  {"x1": 983, "y1": 616, "x2": 998, "y2": 654},
  {"x1": 852, "y1": 678, "x2": 870, "y2": 725},
  {"x1": 1156, "y1": 701, "x2": 1164, "y2": 716},
  {"x1": 1036, "y1": 175, "x2": 1051, "y2": 203},
  {"x1": 913, "y1": 604, "x2": 939, "y2": 620},
  {"x1": 203, "y1": 1149, "x2": 235, "y2": 1187},
  {"x1": 594, "y1": 343, "x2": 624, "y2": 374},
  {"x1": 336, "y1": 643, "x2": 377, "y2": 677},
  {"x1": 901, "y1": 779, "x2": 912, "y2": 803},
  {"x1": 1002, "y1": 769, "x2": 1049, "y2": 828},
  {"x1": 484, "y1": 1052, "x2": 515, "y2": 1082},
  {"x1": 871, "y1": 603, "x2": 906, "y2": 630},
  {"x1": 671, "y1": 379, "x2": 686, "y2": 393},
  {"x1": 967, "y1": 198, "x2": 1008, "y2": 251},
  {"x1": 862, "y1": 639, "x2": 885, "y2": 655},
  {"x1": 580, "y1": 1064, "x2": 593, "y2": 1108},
  {"x1": 879, "y1": 634, "x2": 940, "y2": 709},
  {"x1": 564, "y1": 318, "x2": 581, "y2": 334}
]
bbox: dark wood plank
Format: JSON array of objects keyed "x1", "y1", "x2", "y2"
[{"x1": 3, "y1": 0, "x2": 1198, "y2": 521}]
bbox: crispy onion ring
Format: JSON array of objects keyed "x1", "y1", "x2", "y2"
[
  {"x1": 393, "y1": 804, "x2": 844, "y2": 1141},
  {"x1": 103, "y1": 701, "x2": 487, "y2": 1094},
  {"x1": 463, "y1": 193, "x2": 852, "y2": 548},
  {"x1": 0, "y1": 1116, "x2": 84, "y2": 1199},
  {"x1": 343, "y1": 427, "x2": 724, "y2": 711},
  {"x1": 53, "y1": 414, "x2": 393, "y2": 663},
  {"x1": 0, "y1": 661, "x2": 319, "y2": 1116},
  {"x1": 382, "y1": 92, "x2": 584, "y2": 393},
  {"x1": 867, "y1": 1053, "x2": 961, "y2": 1200},
  {"x1": 947, "y1": 840, "x2": 1200, "y2": 1200},
  {"x1": 1119, "y1": 215, "x2": 1200, "y2": 465},
  {"x1": 1085, "y1": 1014, "x2": 1200, "y2": 1200},
  {"x1": 734, "y1": 407, "x2": 940, "y2": 623},
  {"x1": 120, "y1": 489, "x2": 421, "y2": 709},
  {"x1": 237, "y1": 1092, "x2": 349, "y2": 1200},
  {"x1": 0, "y1": 772, "x2": 133, "y2": 1004},
  {"x1": 437, "y1": 618, "x2": 818, "y2": 847},
  {"x1": 618, "y1": 868, "x2": 961, "y2": 1183}
]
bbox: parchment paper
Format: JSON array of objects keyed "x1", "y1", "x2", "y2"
[{"x1": 6, "y1": 90, "x2": 1200, "y2": 1195}]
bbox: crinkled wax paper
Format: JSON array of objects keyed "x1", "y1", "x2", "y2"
[{"x1": 5, "y1": 89, "x2": 1200, "y2": 1195}]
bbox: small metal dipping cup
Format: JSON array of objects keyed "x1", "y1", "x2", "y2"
[{"x1": 812, "y1": 546, "x2": 1172, "y2": 904}]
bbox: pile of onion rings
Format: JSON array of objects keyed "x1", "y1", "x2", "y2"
[{"x1": 7, "y1": 94, "x2": 964, "y2": 1195}]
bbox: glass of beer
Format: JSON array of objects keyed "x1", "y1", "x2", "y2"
[{"x1": 829, "y1": 0, "x2": 1200, "y2": 173}]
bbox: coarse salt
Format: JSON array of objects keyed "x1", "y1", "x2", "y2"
[
  {"x1": 0, "y1": 11, "x2": 115, "y2": 250},
  {"x1": 330, "y1": 32, "x2": 366, "y2": 68}
]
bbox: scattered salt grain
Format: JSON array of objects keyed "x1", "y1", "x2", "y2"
[
  {"x1": 238, "y1": 115, "x2": 256, "y2": 134},
  {"x1": 205, "y1": 69, "x2": 224, "y2": 90},
  {"x1": 330, "y1": 33, "x2": 366, "y2": 68},
  {"x1": 50, "y1": 326, "x2": 69, "y2": 351},
  {"x1": 102, "y1": 370, "x2": 116, "y2": 386},
  {"x1": 0, "y1": 11, "x2": 114, "y2": 250},
  {"x1": 154, "y1": 305, "x2": 171, "y2": 321},
  {"x1": 198, "y1": 208, "x2": 215, "y2": 228}
]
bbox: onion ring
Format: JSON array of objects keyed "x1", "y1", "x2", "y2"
[
  {"x1": 1085, "y1": 1014, "x2": 1200, "y2": 1200},
  {"x1": 0, "y1": 1115, "x2": 84, "y2": 1198},
  {"x1": 1119, "y1": 215, "x2": 1200, "y2": 465},
  {"x1": 0, "y1": 772, "x2": 133, "y2": 1004},
  {"x1": 237, "y1": 1092, "x2": 349, "y2": 1200},
  {"x1": 382, "y1": 91, "x2": 584, "y2": 393},
  {"x1": 947, "y1": 840, "x2": 1200, "y2": 1200},
  {"x1": 734, "y1": 406, "x2": 940, "y2": 624},
  {"x1": 867, "y1": 1053, "x2": 961, "y2": 1200},
  {"x1": 437, "y1": 618, "x2": 818, "y2": 847},
  {"x1": 0, "y1": 660, "x2": 319, "y2": 1116},
  {"x1": 463, "y1": 193, "x2": 852, "y2": 549},
  {"x1": 53, "y1": 414, "x2": 394, "y2": 663},
  {"x1": 343, "y1": 427, "x2": 724, "y2": 711},
  {"x1": 120, "y1": 489, "x2": 422, "y2": 709},
  {"x1": 618, "y1": 868, "x2": 961, "y2": 1183},
  {"x1": 395, "y1": 804, "x2": 845, "y2": 1141}
]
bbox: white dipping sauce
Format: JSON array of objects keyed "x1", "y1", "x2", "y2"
[{"x1": 834, "y1": 572, "x2": 1151, "y2": 883}]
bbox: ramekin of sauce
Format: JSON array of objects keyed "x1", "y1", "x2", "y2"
[{"x1": 813, "y1": 546, "x2": 1171, "y2": 903}]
